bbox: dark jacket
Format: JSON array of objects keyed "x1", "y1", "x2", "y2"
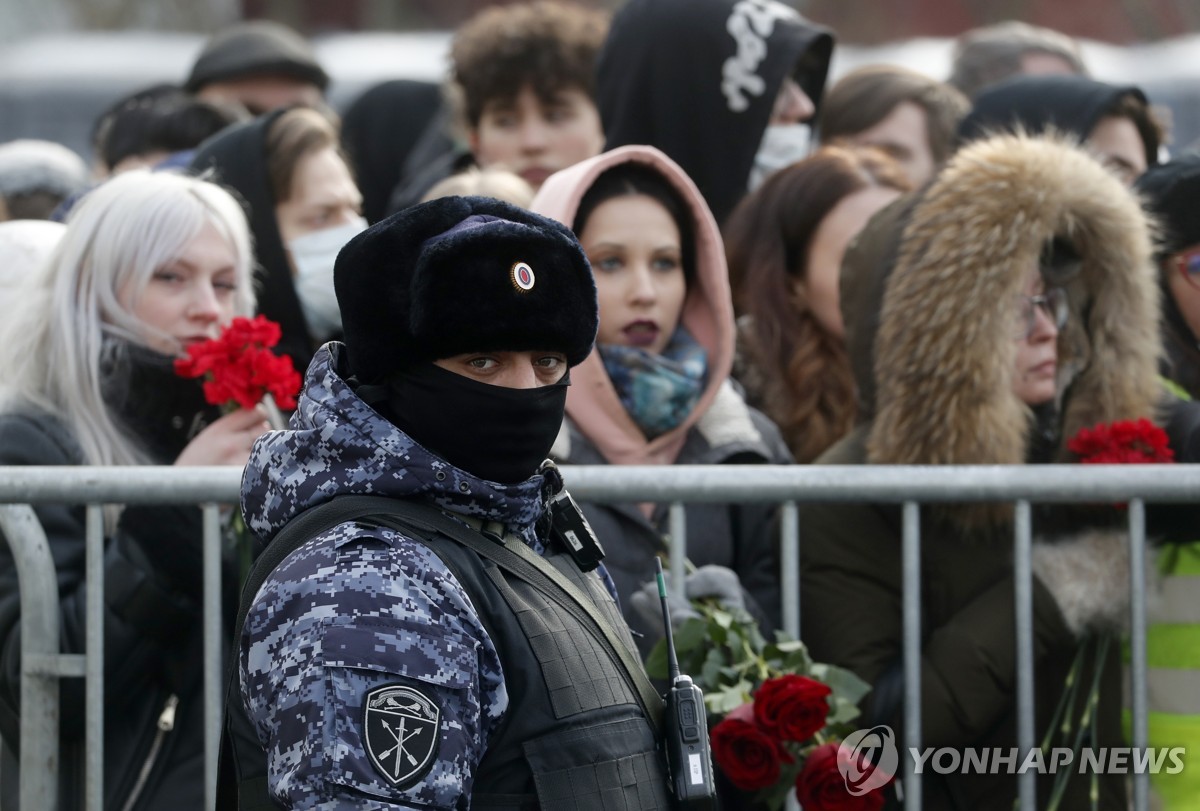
[
  {"x1": 802, "y1": 133, "x2": 1168, "y2": 810},
  {"x1": 596, "y1": 0, "x2": 832, "y2": 227},
  {"x1": 551, "y1": 382, "x2": 792, "y2": 650},
  {"x1": 237, "y1": 344, "x2": 669, "y2": 808},
  {"x1": 0, "y1": 351, "x2": 243, "y2": 811}
]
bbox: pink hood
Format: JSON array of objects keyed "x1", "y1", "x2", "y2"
[{"x1": 530, "y1": 145, "x2": 735, "y2": 466}]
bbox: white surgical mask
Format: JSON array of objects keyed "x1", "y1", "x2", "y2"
[
  {"x1": 748, "y1": 123, "x2": 812, "y2": 191},
  {"x1": 287, "y1": 216, "x2": 367, "y2": 341}
]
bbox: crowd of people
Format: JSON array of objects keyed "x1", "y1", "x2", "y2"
[{"x1": 0, "y1": 2, "x2": 1197, "y2": 810}]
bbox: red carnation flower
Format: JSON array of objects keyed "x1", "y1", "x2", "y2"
[
  {"x1": 175, "y1": 315, "x2": 301, "y2": 412},
  {"x1": 1067, "y1": 418, "x2": 1174, "y2": 465}
]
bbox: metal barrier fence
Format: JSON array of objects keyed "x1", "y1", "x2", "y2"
[{"x1": 0, "y1": 463, "x2": 1197, "y2": 810}]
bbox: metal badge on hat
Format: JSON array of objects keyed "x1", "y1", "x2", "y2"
[{"x1": 510, "y1": 261, "x2": 535, "y2": 292}]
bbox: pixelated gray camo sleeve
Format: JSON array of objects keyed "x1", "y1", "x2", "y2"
[{"x1": 240, "y1": 521, "x2": 507, "y2": 809}]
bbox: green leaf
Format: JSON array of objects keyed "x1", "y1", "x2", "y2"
[
  {"x1": 746, "y1": 624, "x2": 768, "y2": 652},
  {"x1": 701, "y1": 648, "x2": 727, "y2": 690},
  {"x1": 826, "y1": 696, "x2": 863, "y2": 725},
  {"x1": 773, "y1": 638, "x2": 807, "y2": 654},
  {"x1": 706, "y1": 681, "x2": 754, "y2": 715},
  {"x1": 672, "y1": 617, "x2": 709, "y2": 652},
  {"x1": 719, "y1": 665, "x2": 744, "y2": 680},
  {"x1": 644, "y1": 640, "x2": 670, "y2": 679},
  {"x1": 779, "y1": 649, "x2": 811, "y2": 671},
  {"x1": 814, "y1": 664, "x2": 872, "y2": 706},
  {"x1": 711, "y1": 609, "x2": 734, "y2": 629},
  {"x1": 709, "y1": 621, "x2": 728, "y2": 646}
]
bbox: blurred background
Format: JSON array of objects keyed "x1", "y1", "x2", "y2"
[{"x1": 3, "y1": 0, "x2": 1200, "y2": 160}]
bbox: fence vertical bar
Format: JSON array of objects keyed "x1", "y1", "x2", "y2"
[
  {"x1": 668, "y1": 502, "x2": 687, "y2": 602},
  {"x1": 780, "y1": 501, "x2": 800, "y2": 639},
  {"x1": 0, "y1": 505, "x2": 59, "y2": 810},
  {"x1": 1013, "y1": 500, "x2": 1036, "y2": 810},
  {"x1": 1128, "y1": 499, "x2": 1149, "y2": 811},
  {"x1": 902, "y1": 501, "x2": 921, "y2": 811},
  {"x1": 202, "y1": 504, "x2": 222, "y2": 811},
  {"x1": 85, "y1": 505, "x2": 104, "y2": 811}
]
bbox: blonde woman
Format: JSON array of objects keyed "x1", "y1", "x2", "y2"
[{"x1": 0, "y1": 170, "x2": 268, "y2": 810}]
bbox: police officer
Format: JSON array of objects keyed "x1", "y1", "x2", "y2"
[{"x1": 234, "y1": 196, "x2": 674, "y2": 809}]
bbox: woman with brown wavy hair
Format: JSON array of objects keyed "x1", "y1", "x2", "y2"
[{"x1": 726, "y1": 145, "x2": 910, "y2": 462}]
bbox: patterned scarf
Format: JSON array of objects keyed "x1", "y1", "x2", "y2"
[{"x1": 599, "y1": 327, "x2": 708, "y2": 440}]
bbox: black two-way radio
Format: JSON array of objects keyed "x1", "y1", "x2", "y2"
[{"x1": 656, "y1": 559, "x2": 717, "y2": 808}]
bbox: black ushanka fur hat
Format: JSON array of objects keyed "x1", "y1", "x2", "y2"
[{"x1": 334, "y1": 195, "x2": 598, "y2": 383}]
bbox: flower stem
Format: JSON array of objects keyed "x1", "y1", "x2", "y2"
[{"x1": 262, "y1": 393, "x2": 287, "y2": 430}]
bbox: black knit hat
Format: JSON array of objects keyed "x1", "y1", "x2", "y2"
[
  {"x1": 1136, "y1": 152, "x2": 1200, "y2": 259},
  {"x1": 335, "y1": 195, "x2": 598, "y2": 382},
  {"x1": 185, "y1": 21, "x2": 329, "y2": 93}
]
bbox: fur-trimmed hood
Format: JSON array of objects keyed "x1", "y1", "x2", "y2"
[{"x1": 866, "y1": 133, "x2": 1163, "y2": 473}]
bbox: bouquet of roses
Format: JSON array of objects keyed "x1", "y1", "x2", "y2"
[
  {"x1": 645, "y1": 597, "x2": 886, "y2": 810},
  {"x1": 173, "y1": 315, "x2": 301, "y2": 424}
]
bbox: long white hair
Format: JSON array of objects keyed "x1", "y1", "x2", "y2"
[{"x1": 0, "y1": 170, "x2": 255, "y2": 466}]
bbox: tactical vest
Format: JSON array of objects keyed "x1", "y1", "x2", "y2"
[
  {"x1": 219, "y1": 495, "x2": 673, "y2": 811},
  {"x1": 426, "y1": 519, "x2": 672, "y2": 810}
]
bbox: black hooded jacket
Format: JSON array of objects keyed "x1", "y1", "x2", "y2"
[
  {"x1": 340, "y1": 79, "x2": 452, "y2": 225},
  {"x1": 958, "y1": 74, "x2": 1159, "y2": 169},
  {"x1": 596, "y1": 0, "x2": 832, "y2": 227},
  {"x1": 188, "y1": 111, "x2": 316, "y2": 373}
]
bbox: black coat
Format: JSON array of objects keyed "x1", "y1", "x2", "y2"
[
  {"x1": 551, "y1": 383, "x2": 792, "y2": 656},
  {"x1": 0, "y1": 352, "x2": 252, "y2": 811}
]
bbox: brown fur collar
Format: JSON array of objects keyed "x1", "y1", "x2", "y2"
[{"x1": 867, "y1": 134, "x2": 1163, "y2": 523}]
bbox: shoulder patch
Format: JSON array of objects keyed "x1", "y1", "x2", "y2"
[{"x1": 364, "y1": 683, "x2": 442, "y2": 787}]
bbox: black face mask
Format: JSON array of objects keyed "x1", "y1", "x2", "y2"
[{"x1": 367, "y1": 362, "x2": 569, "y2": 485}]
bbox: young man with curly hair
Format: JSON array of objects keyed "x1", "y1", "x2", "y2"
[
  {"x1": 388, "y1": 1, "x2": 608, "y2": 212},
  {"x1": 452, "y1": 0, "x2": 608, "y2": 190}
]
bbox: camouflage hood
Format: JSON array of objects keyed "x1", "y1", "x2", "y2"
[{"x1": 240, "y1": 343, "x2": 556, "y2": 546}]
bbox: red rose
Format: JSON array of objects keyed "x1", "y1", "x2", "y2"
[
  {"x1": 796, "y1": 742, "x2": 885, "y2": 811},
  {"x1": 710, "y1": 703, "x2": 792, "y2": 791},
  {"x1": 753, "y1": 674, "x2": 832, "y2": 742}
]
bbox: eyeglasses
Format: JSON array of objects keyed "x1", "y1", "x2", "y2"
[
  {"x1": 1174, "y1": 247, "x2": 1200, "y2": 290},
  {"x1": 1014, "y1": 286, "x2": 1068, "y2": 339}
]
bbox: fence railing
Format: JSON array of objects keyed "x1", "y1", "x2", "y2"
[{"x1": 0, "y1": 463, "x2": 1196, "y2": 810}]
